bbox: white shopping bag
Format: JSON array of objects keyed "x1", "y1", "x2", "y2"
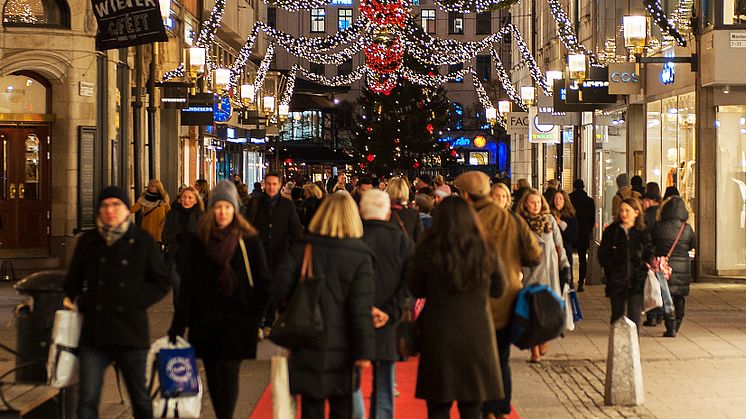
[
  {"x1": 47, "y1": 310, "x2": 82, "y2": 388},
  {"x1": 147, "y1": 336, "x2": 202, "y2": 418},
  {"x1": 643, "y1": 269, "x2": 663, "y2": 313},
  {"x1": 271, "y1": 355, "x2": 296, "y2": 419},
  {"x1": 563, "y1": 284, "x2": 575, "y2": 332}
]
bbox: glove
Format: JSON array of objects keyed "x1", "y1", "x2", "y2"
[
  {"x1": 167, "y1": 327, "x2": 183, "y2": 345},
  {"x1": 560, "y1": 267, "x2": 573, "y2": 290}
]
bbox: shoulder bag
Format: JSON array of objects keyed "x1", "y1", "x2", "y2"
[
  {"x1": 238, "y1": 237, "x2": 254, "y2": 288},
  {"x1": 652, "y1": 223, "x2": 686, "y2": 280},
  {"x1": 268, "y1": 244, "x2": 324, "y2": 349}
]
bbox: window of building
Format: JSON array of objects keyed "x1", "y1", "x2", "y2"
[
  {"x1": 184, "y1": 19, "x2": 196, "y2": 45},
  {"x1": 476, "y1": 55, "x2": 491, "y2": 81},
  {"x1": 421, "y1": 9, "x2": 436, "y2": 33},
  {"x1": 337, "y1": 8, "x2": 352, "y2": 30},
  {"x1": 267, "y1": 7, "x2": 276, "y2": 28},
  {"x1": 476, "y1": 11, "x2": 491, "y2": 34},
  {"x1": 449, "y1": 11, "x2": 464, "y2": 34},
  {"x1": 716, "y1": 105, "x2": 746, "y2": 269},
  {"x1": 448, "y1": 63, "x2": 463, "y2": 83},
  {"x1": 3, "y1": 0, "x2": 70, "y2": 28},
  {"x1": 311, "y1": 8, "x2": 326, "y2": 33},
  {"x1": 338, "y1": 59, "x2": 353, "y2": 75},
  {"x1": 310, "y1": 62, "x2": 325, "y2": 76},
  {"x1": 450, "y1": 102, "x2": 464, "y2": 130}
]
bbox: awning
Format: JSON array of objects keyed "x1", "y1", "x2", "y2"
[
  {"x1": 278, "y1": 144, "x2": 353, "y2": 164},
  {"x1": 289, "y1": 93, "x2": 337, "y2": 111}
]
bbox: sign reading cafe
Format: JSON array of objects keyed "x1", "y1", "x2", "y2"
[{"x1": 91, "y1": 0, "x2": 168, "y2": 50}]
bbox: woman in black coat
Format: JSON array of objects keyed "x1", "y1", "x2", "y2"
[
  {"x1": 386, "y1": 177, "x2": 424, "y2": 241},
  {"x1": 551, "y1": 190, "x2": 579, "y2": 290},
  {"x1": 652, "y1": 196, "x2": 696, "y2": 337},
  {"x1": 411, "y1": 196, "x2": 504, "y2": 419},
  {"x1": 273, "y1": 191, "x2": 375, "y2": 419},
  {"x1": 162, "y1": 187, "x2": 204, "y2": 302},
  {"x1": 169, "y1": 181, "x2": 271, "y2": 419},
  {"x1": 598, "y1": 197, "x2": 653, "y2": 331}
]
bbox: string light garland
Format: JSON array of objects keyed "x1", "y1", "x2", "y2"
[
  {"x1": 261, "y1": 0, "x2": 329, "y2": 12},
  {"x1": 162, "y1": 63, "x2": 184, "y2": 82},
  {"x1": 252, "y1": 43, "x2": 275, "y2": 98},
  {"x1": 545, "y1": 0, "x2": 599, "y2": 65},
  {"x1": 643, "y1": 0, "x2": 687, "y2": 46},
  {"x1": 431, "y1": 0, "x2": 518, "y2": 13},
  {"x1": 490, "y1": 48, "x2": 526, "y2": 110}
]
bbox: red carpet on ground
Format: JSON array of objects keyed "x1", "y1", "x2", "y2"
[{"x1": 248, "y1": 357, "x2": 520, "y2": 418}]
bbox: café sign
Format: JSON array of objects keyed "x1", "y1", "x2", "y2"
[{"x1": 506, "y1": 112, "x2": 529, "y2": 136}]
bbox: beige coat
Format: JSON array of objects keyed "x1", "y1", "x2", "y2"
[{"x1": 131, "y1": 199, "x2": 170, "y2": 242}]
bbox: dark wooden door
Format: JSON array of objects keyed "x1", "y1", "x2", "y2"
[{"x1": 0, "y1": 126, "x2": 50, "y2": 249}]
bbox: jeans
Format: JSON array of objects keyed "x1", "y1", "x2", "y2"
[
  {"x1": 203, "y1": 358, "x2": 241, "y2": 419},
  {"x1": 302, "y1": 394, "x2": 353, "y2": 419},
  {"x1": 352, "y1": 360, "x2": 395, "y2": 419},
  {"x1": 483, "y1": 327, "x2": 512, "y2": 416},
  {"x1": 577, "y1": 247, "x2": 589, "y2": 286},
  {"x1": 78, "y1": 346, "x2": 152, "y2": 419},
  {"x1": 426, "y1": 401, "x2": 481, "y2": 419},
  {"x1": 609, "y1": 292, "x2": 643, "y2": 332}
]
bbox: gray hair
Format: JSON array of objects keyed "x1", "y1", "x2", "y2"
[{"x1": 359, "y1": 189, "x2": 391, "y2": 221}]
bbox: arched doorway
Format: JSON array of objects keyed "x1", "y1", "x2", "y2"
[{"x1": 0, "y1": 73, "x2": 52, "y2": 249}]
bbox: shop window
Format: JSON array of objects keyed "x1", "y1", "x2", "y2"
[
  {"x1": 716, "y1": 105, "x2": 746, "y2": 270},
  {"x1": 476, "y1": 55, "x2": 491, "y2": 81},
  {"x1": 338, "y1": 8, "x2": 352, "y2": 30},
  {"x1": 476, "y1": 11, "x2": 491, "y2": 34},
  {"x1": 3, "y1": 0, "x2": 70, "y2": 28},
  {"x1": 421, "y1": 9, "x2": 435, "y2": 33},
  {"x1": 311, "y1": 8, "x2": 325, "y2": 33},
  {"x1": 724, "y1": 0, "x2": 746, "y2": 24},
  {"x1": 449, "y1": 11, "x2": 464, "y2": 34},
  {"x1": 598, "y1": 112, "x2": 627, "y2": 227}
]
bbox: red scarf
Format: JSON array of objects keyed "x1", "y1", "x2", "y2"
[{"x1": 205, "y1": 227, "x2": 239, "y2": 296}]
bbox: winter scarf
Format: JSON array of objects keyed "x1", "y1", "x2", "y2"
[
  {"x1": 96, "y1": 218, "x2": 130, "y2": 247},
  {"x1": 205, "y1": 227, "x2": 240, "y2": 297},
  {"x1": 524, "y1": 212, "x2": 553, "y2": 234},
  {"x1": 137, "y1": 191, "x2": 163, "y2": 208}
]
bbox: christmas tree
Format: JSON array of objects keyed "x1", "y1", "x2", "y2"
[{"x1": 353, "y1": 55, "x2": 454, "y2": 175}]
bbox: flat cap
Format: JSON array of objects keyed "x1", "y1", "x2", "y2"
[{"x1": 454, "y1": 171, "x2": 490, "y2": 197}]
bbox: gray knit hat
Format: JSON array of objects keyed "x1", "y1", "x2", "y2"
[{"x1": 210, "y1": 180, "x2": 240, "y2": 210}]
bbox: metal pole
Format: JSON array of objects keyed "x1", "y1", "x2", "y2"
[
  {"x1": 133, "y1": 45, "x2": 143, "y2": 196},
  {"x1": 147, "y1": 43, "x2": 158, "y2": 180}
]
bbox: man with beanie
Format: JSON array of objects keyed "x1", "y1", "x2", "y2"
[
  {"x1": 453, "y1": 171, "x2": 542, "y2": 419},
  {"x1": 244, "y1": 172, "x2": 303, "y2": 337},
  {"x1": 569, "y1": 179, "x2": 595, "y2": 292},
  {"x1": 611, "y1": 173, "x2": 642, "y2": 218},
  {"x1": 63, "y1": 186, "x2": 171, "y2": 419}
]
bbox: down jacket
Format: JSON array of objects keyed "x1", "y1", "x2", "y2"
[
  {"x1": 273, "y1": 235, "x2": 375, "y2": 399},
  {"x1": 598, "y1": 222, "x2": 653, "y2": 297},
  {"x1": 652, "y1": 197, "x2": 696, "y2": 296}
]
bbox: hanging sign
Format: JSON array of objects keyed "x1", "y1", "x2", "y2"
[
  {"x1": 180, "y1": 93, "x2": 215, "y2": 126},
  {"x1": 506, "y1": 112, "x2": 529, "y2": 136},
  {"x1": 91, "y1": 0, "x2": 168, "y2": 51},
  {"x1": 608, "y1": 63, "x2": 642, "y2": 95},
  {"x1": 537, "y1": 95, "x2": 580, "y2": 125},
  {"x1": 528, "y1": 107, "x2": 560, "y2": 144}
]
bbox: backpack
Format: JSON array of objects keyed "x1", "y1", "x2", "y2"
[{"x1": 510, "y1": 284, "x2": 565, "y2": 349}]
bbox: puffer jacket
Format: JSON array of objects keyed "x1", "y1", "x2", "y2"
[
  {"x1": 598, "y1": 222, "x2": 653, "y2": 297},
  {"x1": 652, "y1": 197, "x2": 696, "y2": 296}
]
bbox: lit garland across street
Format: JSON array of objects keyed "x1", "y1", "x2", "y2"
[
  {"x1": 490, "y1": 48, "x2": 525, "y2": 109},
  {"x1": 545, "y1": 0, "x2": 599, "y2": 65},
  {"x1": 253, "y1": 43, "x2": 275, "y2": 95},
  {"x1": 431, "y1": 0, "x2": 514, "y2": 13},
  {"x1": 643, "y1": 0, "x2": 687, "y2": 46},
  {"x1": 262, "y1": 0, "x2": 329, "y2": 12}
]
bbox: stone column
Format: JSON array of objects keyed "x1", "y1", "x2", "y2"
[{"x1": 604, "y1": 316, "x2": 644, "y2": 406}]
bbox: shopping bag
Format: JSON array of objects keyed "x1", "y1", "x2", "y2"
[
  {"x1": 47, "y1": 310, "x2": 83, "y2": 388},
  {"x1": 157, "y1": 347, "x2": 199, "y2": 397},
  {"x1": 569, "y1": 290, "x2": 583, "y2": 322},
  {"x1": 563, "y1": 284, "x2": 575, "y2": 332},
  {"x1": 656, "y1": 271, "x2": 676, "y2": 318},
  {"x1": 271, "y1": 356, "x2": 296, "y2": 419},
  {"x1": 147, "y1": 336, "x2": 202, "y2": 418},
  {"x1": 510, "y1": 284, "x2": 565, "y2": 349},
  {"x1": 643, "y1": 270, "x2": 663, "y2": 313}
]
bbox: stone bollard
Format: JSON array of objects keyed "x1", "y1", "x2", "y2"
[{"x1": 604, "y1": 316, "x2": 644, "y2": 406}]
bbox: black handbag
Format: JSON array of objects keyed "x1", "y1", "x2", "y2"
[
  {"x1": 269, "y1": 244, "x2": 324, "y2": 349},
  {"x1": 396, "y1": 299, "x2": 422, "y2": 359}
]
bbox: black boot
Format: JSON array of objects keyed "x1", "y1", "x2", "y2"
[
  {"x1": 663, "y1": 319, "x2": 677, "y2": 337},
  {"x1": 675, "y1": 317, "x2": 684, "y2": 333}
]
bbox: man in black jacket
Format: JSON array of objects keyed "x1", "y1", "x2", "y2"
[
  {"x1": 63, "y1": 186, "x2": 171, "y2": 419},
  {"x1": 354, "y1": 189, "x2": 413, "y2": 419},
  {"x1": 244, "y1": 172, "x2": 303, "y2": 335},
  {"x1": 569, "y1": 179, "x2": 596, "y2": 292}
]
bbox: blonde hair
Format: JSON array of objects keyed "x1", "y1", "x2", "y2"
[
  {"x1": 386, "y1": 177, "x2": 410, "y2": 203},
  {"x1": 180, "y1": 186, "x2": 205, "y2": 211},
  {"x1": 490, "y1": 182, "x2": 512, "y2": 209},
  {"x1": 307, "y1": 191, "x2": 363, "y2": 239},
  {"x1": 303, "y1": 183, "x2": 323, "y2": 200},
  {"x1": 146, "y1": 179, "x2": 170, "y2": 203},
  {"x1": 516, "y1": 188, "x2": 550, "y2": 218}
]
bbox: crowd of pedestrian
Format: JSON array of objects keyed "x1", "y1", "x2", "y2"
[{"x1": 61, "y1": 169, "x2": 696, "y2": 419}]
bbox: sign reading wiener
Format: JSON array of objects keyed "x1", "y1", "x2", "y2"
[{"x1": 91, "y1": 0, "x2": 168, "y2": 50}]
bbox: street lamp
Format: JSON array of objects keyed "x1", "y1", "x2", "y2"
[
  {"x1": 520, "y1": 86, "x2": 536, "y2": 107},
  {"x1": 485, "y1": 106, "x2": 497, "y2": 125},
  {"x1": 262, "y1": 95, "x2": 275, "y2": 116},
  {"x1": 567, "y1": 53, "x2": 587, "y2": 100},
  {"x1": 623, "y1": 15, "x2": 649, "y2": 57},
  {"x1": 278, "y1": 103, "x2": 290, "y2": 121},
  {"x1": 498, "y1": 100, "x2": 511, "y2": 116},
  {"x1": 240, "y1": 83, "x2": 255, "y2": 109},
  {"x1": 213, "y1": 68, "x2": 231, "y2": 94},
  {"x1": 184, "y1": 47, "x2": 206, "y2": 93},
  {"x1": 546, "y1": 70, "x2": 563, "y2": 86}
]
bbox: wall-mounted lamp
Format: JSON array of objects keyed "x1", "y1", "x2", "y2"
[{"x1": 520, "y1": 86, "x2": 536, "y2": 107}]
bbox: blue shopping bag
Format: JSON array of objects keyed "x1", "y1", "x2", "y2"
[
  {"x1": 569, "y1": 290, "x2": 583, "y2": 322},
  {"x1": 157, "y1": 347, "x2": 200, "y2": 398}
]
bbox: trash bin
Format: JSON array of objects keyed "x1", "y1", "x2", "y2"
[{"x1": 14, "y1": 269, "x2": 67, "y2": 383}]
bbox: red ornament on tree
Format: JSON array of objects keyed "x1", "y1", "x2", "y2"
[
  {"x1": 426, "y1": 123, "x2": 434, "y2": 134},
  {"x1": 359, "y1": 0, "x2": 407, "y2": 27},
  {"x1": 450, "y1": 149, "x2": 458, "y2": 157},
  {"x1": 366, "y1": 153, "x2": 376, "y2": 162},
  {"x1": 367, "y1": 127, "x2": 374, "y2": 133},
  {"x1": 412, "y1": 161, "x2": 420, "y2": 169}
]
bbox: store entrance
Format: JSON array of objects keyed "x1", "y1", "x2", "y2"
[{"x1": 0, "y1": 125, "x2": 51, "y2": 249}]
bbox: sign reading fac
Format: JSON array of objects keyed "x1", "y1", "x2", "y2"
[
  {"x1": 608, "y1": 63, "x2": 642, "y2": 95},
  {"x1": 506, "y1": 112, "x2": 529, "y2": 136},
  {"x1": 92, "y1": 0, "x2": 168, "y2": 50}
]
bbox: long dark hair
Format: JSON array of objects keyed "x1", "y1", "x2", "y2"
[{"x1": 414, "y1": 196, "x2": 494, "y2": 292}]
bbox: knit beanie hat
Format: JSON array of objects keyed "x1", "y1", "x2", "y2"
[
  {"x1": 98, "y1": 185, "x2": 130, "y2": 208},
  {"x1": 211, "y1": 180, "x2": 240, "y2": 210}
]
